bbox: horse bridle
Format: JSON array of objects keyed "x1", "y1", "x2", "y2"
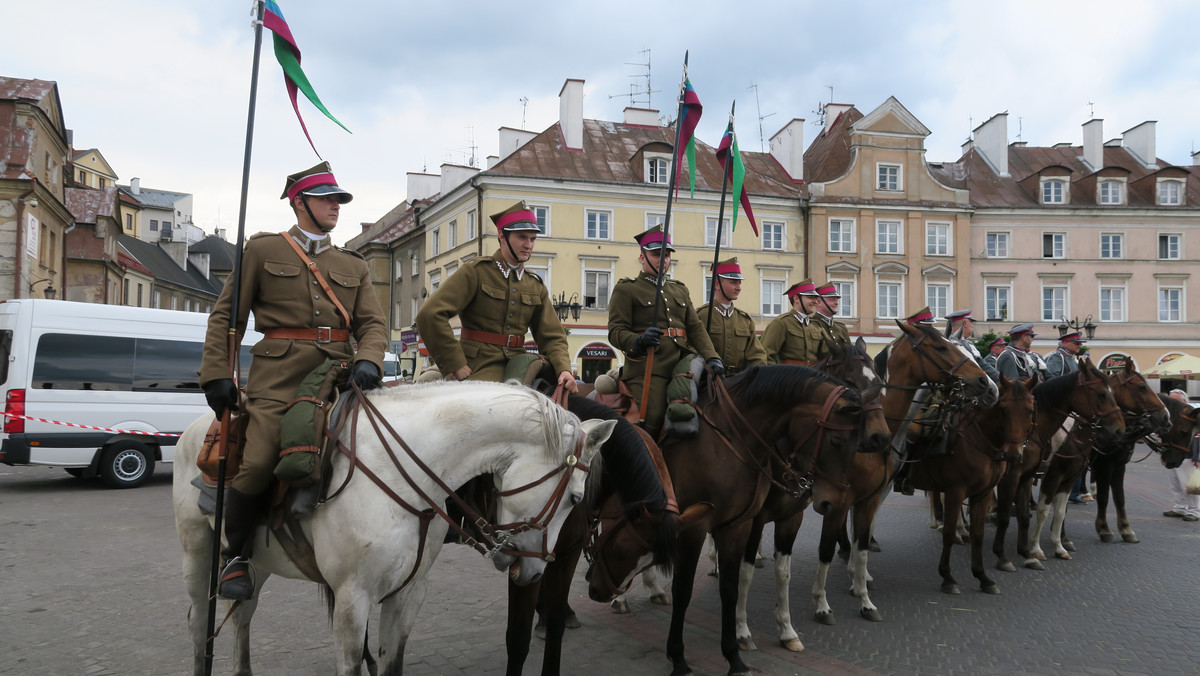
[{"x1": 886, "y1": 330, "x2": 974, "y2": 393}]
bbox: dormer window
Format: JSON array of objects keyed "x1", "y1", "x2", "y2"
[
  {"x1": 1158, "y1": 178, "x2": 1184, "y2": 205},
  {"x1": 1098, "y1": 180, "x2": 1123, "y2": 205},
  {"x1": 643, "y1": 151, "x2": 672, "y2": 185},
  {"x1": 876, "y1": 163, "x2": 902, "y2": 191},
  {"x1": 1041, "y1": 179, "x2": 1066, "y2": 204}
]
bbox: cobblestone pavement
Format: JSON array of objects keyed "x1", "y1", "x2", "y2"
[{"x1": 2, "y1": 449, "x2": 1198, "y2": 675}]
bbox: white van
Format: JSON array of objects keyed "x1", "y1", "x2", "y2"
[
  {"x1": 381, "y1": 351, "x2": 405, "y2": 384},
  {"x1": 0, "y1": 299, "x2": 259, "y2": 488}
]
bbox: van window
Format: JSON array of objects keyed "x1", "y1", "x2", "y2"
[
  {"x1": 0, "y1": 330, "x2": 11, "y2": 386},
  {"x1": 32, "y1": 333, "x2": 205, "y2": 392}
]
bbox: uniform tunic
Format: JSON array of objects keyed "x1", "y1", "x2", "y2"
[
  {"x1": 810, "y1": 312, "x2": 851, "y2": 347},
  {"x1": 761, "y1": 311, "x2": 828, "y2": 364},
  {"x1": 1044, "y1": 347, "x2": 1081, "y2": 378},
  {"x1": 996, "y1": 345, "x2": 1048, "y2": 381},
  {"x1": 200, "y1": 227, "x2": 388, "y2": 494},
  {"x1": 608, "y1": 274, "x2": 719, "y2": 433},
  {"x1": 958, "y1": 337, "x2": 1000, "y2": 382},
  {"x1": 416, "y1": 250, "x2": 570, "y2": 381},
  {"x1": 697, "y1": 303, "x2": 768, "y2": 376}
]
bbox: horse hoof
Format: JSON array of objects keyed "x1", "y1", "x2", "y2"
[
  {"x1": 708, "y1": 567, "x2": 718, "y2": 578},
  {"x1": 609, "y1": 599, "x2": 630, "y2": 614},
  {"x1": 564, "y1": 613, "x2": 581, "y2": 629},
  {"x1": 754, "y1": 558, "x2": 765, "y2": 569},
  {"x1": 1055, "y1": 552, "x2": 1072, "y2": 560},
  {"x1": 815, "y1": 612, "x2": 836, "y2": 626},
  {"x1": 1024, "y1": 559, "x2": 1045, "y2": 571},
  {"x1": 737, "y1": 636, "x2": 757, "y2": 652},
  {"x1": 534, "y1": 624, "x2": 546, "y2": 639},
  {"x1": 1063, "y1": 540, "x2": 1076, "y2": 553},
  {"x1": 982, "y1": 583, "x2": 1000, "y2": 595},
  {"x1": 1122, "y1": 533, "x2": 1140, "y2": 544},
  {"x1": 649, "y1": 593, "x2": 671, "y2": 606},
  {"x1": 996, "y1": 561, "x2": 1016, "y2": 573},
  {"x1": 780, "y1": 637, "x2": 805, "y2": 652},
  {"x1": 953, "y1": 536, "x2": 966, "y2": 546},
  {"x1": 868, "y1": 541, "x2": 881, "y2": 553},
  {"x1": 1033, "y1": 552, "x2": 1047, "y2": 561},
  {"x1": 860, "y1": 608, "x2": 883, "y2": 622},
  {"x1": 941, "y1": 583, "x2": 961, "y2": 595},
  {"x1": 1099, "y1": 533, "x2": 1115, "y2": 544}
]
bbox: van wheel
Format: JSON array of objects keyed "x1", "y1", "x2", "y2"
[{"x1": 100, "y1": 442, "x2": 155, "y2": 489}]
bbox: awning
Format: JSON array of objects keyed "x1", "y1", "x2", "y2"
[{"x1": 580, "y1": 342, "x2": 616, "y2": 360}]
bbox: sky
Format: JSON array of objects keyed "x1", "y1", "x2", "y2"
[{"x1": 10, "y1": 0, "x2": 1200, "y2": 246}]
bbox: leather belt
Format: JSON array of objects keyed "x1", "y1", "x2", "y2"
[
  {"x1": 263, "y1": 327, "x2": 350, "y2": 343},
  {"x1": 783, "y1": 359, "x2": 818, "y2": 366},
  {"x1": 461, "y1": 328, "x2": 525, "y2": 348},
  {"x1": 664, "y1": 328, "x2": 687, "y2": 338}
]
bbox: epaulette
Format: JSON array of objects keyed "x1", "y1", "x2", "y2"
[
  {"x1": 735, "y1": 307, "x2": 752, "y2": 320},
  {"x1": 526, "y1": 270, "x2": 544, "y2": 284},
  {"x1": 248, "y1": 231, "x2": 276, "y2": 241},
  {"x1": 338, "y1": 247, "x2": 365, "y2": 260},
  {"x1": 617, "y1": 277, "x2": 637, "y2": 284}
]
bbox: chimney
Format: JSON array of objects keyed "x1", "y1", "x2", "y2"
[
  {"x1": 497, "y1": 126, "x2": 538, "y2": 160},
  {"x1": 485, "y1": 154, "x2": 500, "y2": 169},
  {"x1": 406, "y1": 172, "x2": 440, "y2": 202},
  {"x1": 214, "y1": 227, "x2": 226, "y2": 240},
  {"x1": 439, "y1": 163, "x2": 478, "y2": 196},
  {"x1": 558, "y1": 78, "x2": 584, "y2": 151},
  {"x1": 961, "y1": 139, "x2": 974, "y2": 155},
  {"x1": 1192, "y1": 149, "x2": 1200, "y2": 166},
  {"x1": 769, "y1": 118, "x2": 806, "y2": 181},
  {"x1": 1082, "y1": 118, "x2": 1103, "y2": 170},
  {"x1": 823, "y1": 104, "x2": 852, "y2": 134},
  {"x1": 973, "y1": 113, "x2": 1009, "y2": 177},
  {"x1": 130, "y1": 177, "x2": 140, "y2": 195},
  {"x1": 1122, "y1": 121, "x2": 1158, "y2": 168},
  {"x1": 623, "y1": 107, "x2": 659, "y2": 126}
]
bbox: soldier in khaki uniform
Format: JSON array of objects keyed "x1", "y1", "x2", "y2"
[
  {"x1": 697, "y1": 257, "x2": 767, "y2": 376},
  {"x1": 761, "y1": 278, "x2": 828, "y2": 365},
  {"x1": 416, "y1": 201, "x2": 576, "y2": 393},
  {"x1": 199, "y1": 162, "x2": 389, "y2": 600},
  {"x1": 608, "y1": 225, "x2": 722, "y2": 435},
  {"x1": 812, "y1": 281, "x2": 852, "y2": 346}
]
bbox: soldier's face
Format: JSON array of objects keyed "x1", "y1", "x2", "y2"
[
  {"x1": 991, "y1": 344, "x2": 1005, "y2": 356},
  {"x1": 502, "y1": 230, "x2": 538, "y2": 264},
  {"x1": 960, "y1": 318, "x2": 974, "y2": 337},
  {"x1": 640, "y1": 249, "x2": 670, "y2": 274},
  {"x1": 296, "y1": 194, "x2": 340, "y2": 232},
  {"x1": 715, "y1": 278, "x2": 741, "y2": 302},
  {"x1": 801, "y1": 295, "x2": 822, "y2": 314},
  {"x1": 822, "y1": 296, "x2": 840, "y2": 315},
  {"x1": 1063, "y1": 340, "x2": 1082, "y2": 354}
]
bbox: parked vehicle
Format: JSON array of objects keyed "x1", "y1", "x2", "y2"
[{"x1": 0, "y1": 299, "x2": 259, "y2": 488}]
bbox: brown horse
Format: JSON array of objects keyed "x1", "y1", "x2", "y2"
[
  {"x1": 989, "y1": 359, "x2": 1126, "y2": 571},
  {"x1": 585, "y1": 365, "x2": 866, "y2": 676},
  {"x1": 906, "y1": 375, "x2": 1037, "y2": 594},
  {"x1": 1088, "y1": 364, "x2": 1174, "y2": 544},
  {"x1": 733, "y1": 337, "x2": 891, "y2": 653},
  {"x1": 811, "y1": 322, "x2": 998, "y2": 625}
]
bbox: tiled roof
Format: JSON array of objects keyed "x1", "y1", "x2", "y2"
[
  {"x1": 803, "y1": 107, "x2": 864, "y2": 184},
  {"x1": 346, "y1": 198, "x2": 430, "y2": 250},
  {"x1": 0, "y1": 77, "x2": 55, "y2": 103},
  {"x1": 118, "y1": 249, "x2": 153, "y2": 276},
  {"x1": 0, "y1": 77, "x2": 62, "y2": 180},
  {"x1": 118, "y1": 234, "x2": 222, "y2": 296},
  {"x1": 64, "y1": 187, "x2": 117, "y2": 224},
  {"x1": 117, "y1": 185, "x2": 189, "y2": 210},
  {"x1": 188, "y1": 234, "x2": 238, "y2": 274}
]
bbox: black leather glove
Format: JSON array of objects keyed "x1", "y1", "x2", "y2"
[
  {"x1": 706, "y1": 358, "x2": 725, "y2": 377},
  {"x1": 348, "y1": 360, "x2": 383, "y2": 391},
  {"x1": 202, "y1": 379, "x2": 239, "y2": 417},
  {"x1": 635, "y1": 326, "x2": 664, "y2": 351}
]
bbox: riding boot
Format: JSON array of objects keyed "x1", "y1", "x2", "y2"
[{"x1": 218, "y1": 487, "x2": 261, "y2": 601}]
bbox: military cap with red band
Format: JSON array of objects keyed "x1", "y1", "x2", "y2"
[
  {"x1": 490, "y1": 201, "x2": 542, "y2": 234},
  {"x1": 905, "y1": 306, "x2": 936, "y2": 325},
  {"x1": 635, "y1": 223, "x2": 675, "y2": 252},
  {"x1": 714, "y1": 257, "x2": 743, "y2": 279},
  {"x1": 785, "y1": 278, "x2": 818, "y2": 299},
  {"x1": 816, "y1": 282, "x2": 841, "y2": 298},
  {"x1": 282, "y1": 161, "x2": 353, "y2": 204}
]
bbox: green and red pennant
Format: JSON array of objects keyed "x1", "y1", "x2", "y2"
[
  {"x1": 715, "y1": 120, "x2": 758, "y2": 236},
  {"x1": 676, "y1": 77, "x2": 702, "y2": 197},
  {"x1": 263, "y1": 0, "x2": 351, "y2": 155}
]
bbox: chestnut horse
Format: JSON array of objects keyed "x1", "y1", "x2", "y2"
[
  {"x1": 733, "y1": 337, "x2": 891, "y2": 653},
  {"x1": 989, "y1": 359, "x2": 1126, "y2": 571},
  {"x1": 585, "y1": 365, "x2": 866, "y2": 676},
  {"x1": 906, "y1": 375, "x2": 1037, "y2": 594}
]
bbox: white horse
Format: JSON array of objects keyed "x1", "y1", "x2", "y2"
[{"x1": 173, "y1": 380, "x2": 615, "y2": 675}]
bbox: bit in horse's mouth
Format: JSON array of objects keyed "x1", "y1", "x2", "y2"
[{"x1": 509, "y1": 561, "x2": 521, "y2": 581}]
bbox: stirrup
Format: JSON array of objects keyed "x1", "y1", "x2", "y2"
[{"x1": 218, "y1": 556, "x2": 256, "y2": 601}]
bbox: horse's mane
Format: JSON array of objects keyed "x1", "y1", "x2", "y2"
[
  {"x1": 726, "y1": 365, "x2": 861, "y2": 407},
  {"x1": 1158, "y1": 392, "x2": 1190, "y2": 420},
  {"x1": 874, "y1": 344, "x2": 890, "y2": 379},
  {"x1": 1032, "y1": 371, "x2": 1078, "y2": 408},
  {"x1": 565, "y1": 394, "x2": 666, "y2": 511}
]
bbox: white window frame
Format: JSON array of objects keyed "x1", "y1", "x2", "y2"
[
  {"x1": 527, "y1": 205, "x2": 549, "y2": 236},
  {"x1": 829, "y1": 218, "x2": 856, "y2": 253},
  {"x1": 645, "y1": 153, "x2": 671, "y2": 185},
  {"x1": 985, "y1": 284, "x2": 1011, "y2": 322},
  {"x1": 761, "y1": 220, "x2": 785, "y2": 251},
  {"x1": 466, "y1": 209, "x2": 477, "y2": 240},
  {"x1": 1041, "y1": 178, "x2": 1067, "y2": 204},
  {"x1": 925, "y1": 221, "x2": 952, "y2": 257},
  {"x1": 1099, "y1": 285, "x2": 1126, "y2": 323},
  {"x1": 526, "y1": 263, "x2": 550, "y2": 292},
  {"x1": 876, "y1": 162, "x2": 902, "y2": 192},
  {"x1": 875, "y1": 219, "x2": 903, "y2": 255},
  {"x1": 1099, "y1": 232, "x2": 1124, "y2": 259},
  {"x1": 832, "y1": 280, "x2": 855, "y2": 318},
  {"x1": 986, "y1": 231, "x2": 1010, "y2": 258},
  {"x1": 761, "y1": 275, "x2": 786, "y2": 316},
  {"x1": 409, "y1": 249, "x2": 419, "y2": 277},
  {"x1": 705, "y1": 216, "x2": 731, "y2": 248},
  {"x1": 1158, "y1": 286, "x2": 1184, "y2": 322},
  {"x1": 925, "y1": 281, "x2": 951, "y2": 320},
  {"x1": 394, "y1": 259, "x2": 404, "y2": 279},
  {"x1": 445, "y1": 262, "x2": 458, "y2": 279},
  {"x1": 1042, "y1": 232, "x2": 1065, "y2": 259},
  {"x1": 1041, "y1": 284, "x2": 1068, "y2": 322},
  {"x1": 1098, "y1": 180, "x2": 1124, "y2": 205},
  {"x1": 645, "y1": 212, "x2": 665, "y2": 230},
  {"x1": 431, "y1": 228, "x2": 441, "y2": 256},
  {"x1": 876, "y1": 280, "x2": 902, "y2": 319},
  {"x1": 582, "y1": 262, "x2": 615, "y2": 310},
  {"x1": 1159, "y1": 233, "x2": 1182, "y2": 260},
  {"x1": 585, "y1": 209, "x2": 612, "y2": 241},
  {"x1": 428, "y1": 270, "x2": 441, "y2": 293},
  {"x1": 1157, "y1": 178, "x2": 1184, "y2": 206},
  {"x1": 448, "y1": 219, "x2": 458, "y2": 249},
  {"x1": 411, "y1": 297, "x2": 420, "y2": 324}
]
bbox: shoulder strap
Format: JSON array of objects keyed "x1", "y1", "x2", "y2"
[{"x1": 281, "y1": 232, "x2": 352, "y2": 329}]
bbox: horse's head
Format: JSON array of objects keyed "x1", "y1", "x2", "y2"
[
  {"x1": 817, "y1": 336, "x2": 889, "y2": 454},
  {"x1": 1035, "y1": 361, "x2": 1125, "y2": 446},
  {"x1": 783, "y1": 378, "x2": 865, "y2": 516},
  {"x1": 892, "y1": 321, "x2": 998, "y2": 405},
  {"x1": 1154, "y1": 394, "x2": 1197, "y2": 469},
  {"x1": 490, "y1": 415, "x2": 614, "y2": 586},
  {"x1": 1110, "y1": 359, "x2": 1171, "y2": 436},
  {"x1": 996, "y1": 375, "x2": 1037, "y2": 462}
]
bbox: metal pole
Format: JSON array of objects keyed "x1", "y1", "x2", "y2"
[
  {"x1": 705, "y1": 102, "x2": 735, "y2": 335},
  {"x1": 205, "y1": 2, "x2": 264, "y2": 673}
]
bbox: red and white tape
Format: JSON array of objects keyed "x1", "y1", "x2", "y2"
[{"x1": 2, "y1": 412, "x2": 182, "y2": 437}]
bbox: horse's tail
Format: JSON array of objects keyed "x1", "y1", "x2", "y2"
[
  {"x1": 653, "y1": 509, "x2": 678, "y2": 576},
  {"x1": 320, "y1": 583, "x2": 334, "y2": 623}
]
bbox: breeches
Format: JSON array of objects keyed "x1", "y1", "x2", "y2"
[{"x1": 230, "y1": 397, "x2": 288, "y2": 495}]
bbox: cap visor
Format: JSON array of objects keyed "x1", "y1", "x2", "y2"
[{"x1": 302, "y1": 185, "x2": 353, "y2": 204}]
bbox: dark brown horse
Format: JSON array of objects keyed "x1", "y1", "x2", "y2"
[
  {"x1": 989, "y1": 359, "x2": 1126, "y2": 571},
  {"x1": 733, "y1": 337, "x2": 891, "y2": 652},
  {"x1": 585, "y1": 365, "x2": 866, "y2": 676},
  {"x1": 906, "y1": 375, "x2": 1036, "y2": 594}
]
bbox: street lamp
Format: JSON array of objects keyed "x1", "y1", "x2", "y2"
[
  {"x1": 553, "y1": 292, "x2": 581, "y2": 322},
  {"x1": 1057, "y1": 314, "x2": 1097, "y2": 340},
  {"x1": 29, "y1": 278, "x2": 56, "y2": 300}
]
